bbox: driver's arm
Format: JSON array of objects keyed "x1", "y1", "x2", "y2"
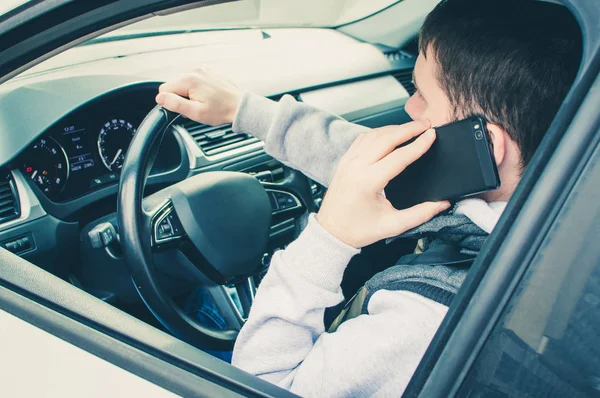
[
  {"x1": 231, "y1": 92, "x2": 366, "y2": 187},
  {"x1": 156, "y1": 68, "x2": 367, "y2": 187}
]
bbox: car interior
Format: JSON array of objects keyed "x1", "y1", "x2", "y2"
[
  {"x1": 0, "y1": 0, "x2": 433, "y2": 344},
  {"x1": 0, "y1": 0, "x2": 594, "y2": 396}
]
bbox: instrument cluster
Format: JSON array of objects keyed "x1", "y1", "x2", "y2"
[{"x1": 18, "y1": 89, "x2": 182, "y2": 202}]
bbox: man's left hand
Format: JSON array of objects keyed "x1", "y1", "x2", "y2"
[{"x1": 316, "y1": 121, "x2": 450, "y2": 249}]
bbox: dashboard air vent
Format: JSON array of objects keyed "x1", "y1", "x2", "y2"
[
  {"x1": 183, "y1": 122, "x2": 260, "y2": 156},
  {"x1": 385, "y1": 50, "x2": 414, "y2": 63},
  {"x1": 391, "y1": 69, "x2": 416, "y2": 96},
  {"x1": 0, "y1": 170, "x2": 20, "y2": 224}
]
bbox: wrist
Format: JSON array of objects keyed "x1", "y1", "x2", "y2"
[
  {"x1": 315, "y1": 212, "x2": 360, "y2": 249},
  {"x1": 226, "y1": 88, "x2": 244, "y2": 124}
]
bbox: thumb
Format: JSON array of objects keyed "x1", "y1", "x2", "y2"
[{"x1": 378, "y1": 201, "x2": 450, "y2": 238}]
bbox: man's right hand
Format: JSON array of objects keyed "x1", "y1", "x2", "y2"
[{"x1": 156, "y1": 65, "x2": 243, "y2": 126}]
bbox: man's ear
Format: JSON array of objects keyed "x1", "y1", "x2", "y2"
[{"x1": 486, "y1": 123, "x2": 507, "y2": 166}]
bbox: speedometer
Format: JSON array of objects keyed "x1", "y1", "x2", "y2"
[
  {"x1": 22, "y1": 137, "x2": 69, "y2": 198},
  {"x1": 97, "y1": 119, "x2": 137, "y2": 172}
]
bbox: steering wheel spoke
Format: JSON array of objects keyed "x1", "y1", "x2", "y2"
[{"x1": 234, "y1": 277, "x2": 256, "y2": 319}]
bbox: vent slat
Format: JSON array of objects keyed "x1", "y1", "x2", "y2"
[
  {"x1": 200, "y1": 134, "x2": 248, "y2": 152},
  {"x1": 0, "y1": 170, "x2": 19, "y2": 224},
  {"x1": 195, "y1": 130, "x2": 237, "y2": 147},
  {"x1": 0, "y1": 207, "x2": 14, "y2": 215},
  {"x1": 189, "y1": 124, "x2": 228, "y2": 136},
  {"x1": 181, "y1": 120, "x2": 260, "y2": 156},
  {"x1": 205, "y1": 137, "x2": 260, "y2": 156},
  {"x1": 391, "y1": 69, "x2": 416, "y2": 96},
  {"x1": 0, "y1": 199, "x2": 14, "y2": 208}
]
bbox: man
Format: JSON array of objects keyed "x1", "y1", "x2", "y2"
[{"x1": 156, "y1": 0, "x2": 581, "y2": 395}]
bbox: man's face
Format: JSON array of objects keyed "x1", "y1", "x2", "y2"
[
  {"x1": 405, "y1": 46, "x2": 522, "y2": 203},
  {"x1": 404, "y1": 47, "x2": 454, "y2": 127}
]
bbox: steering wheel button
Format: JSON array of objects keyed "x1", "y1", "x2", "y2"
[
  {"x1": 153, "y1": 205, "x2": 187, "y2": 244},
  {"x1": 170, "y1": 222, "x2": 181, "y2": 235},
  {"x1": 160, "y1": 221, "x2": 172, "y2": 235},
  {"x1": 274, "y1": 193, "x2": 296, "y2": 209},
  {"x1": 156, "y1": 229, "x2": 170, "y2": 240},
  {"x1": 166, "y1": 212, "x2": 183, "y2": 230},
  {"x1": 268, "y1": 193, "x2": 279, "y2": 211}
]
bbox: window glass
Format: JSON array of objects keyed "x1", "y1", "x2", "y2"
[
  {"x1": 110, "y1": 0, "x2": 404, "y2": 35},
  {"x1": 459, "y1": 146, "x2": 600, "y2": 397},
  {"x1": 0, "y1": 0, "x2": 29, "y2": 17}
]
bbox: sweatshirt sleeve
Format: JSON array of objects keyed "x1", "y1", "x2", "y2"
[
  {"x1": 231, "y1": 215, "x2": 448, "y2": 397},
  {"x1": 232, "y1": 92, "x2": 368, "y2": 187},
  {"x1": 232, "y1": 214, "x2": 359, "y2": 385}
]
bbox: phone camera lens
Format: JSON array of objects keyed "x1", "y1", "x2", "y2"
[{"x1": 475, "y1": 130, "x2": 484, "y2": 140}]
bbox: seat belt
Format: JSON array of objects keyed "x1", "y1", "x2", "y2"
[{"x1": 328, "y1": 286, "x2": 369, "y2": 333}]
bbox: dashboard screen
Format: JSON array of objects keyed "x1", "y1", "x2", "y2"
[{"x1": 63, "y1": 124, "x2": 96, "y2": 173}]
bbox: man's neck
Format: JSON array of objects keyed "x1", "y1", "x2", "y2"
[
  {"x1": 481, "y1": 153, "x2": 521, "y2": 202},
  {"x1": 482, "y1": 188, "x2": 512, "y2": 203},
  {"x1": 481, "y1": 173, "x2": 518, "y2": 202}
]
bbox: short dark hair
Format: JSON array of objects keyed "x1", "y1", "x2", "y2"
[{"x1": 419, "y1": 0, "x2": 582, "y2": 168}]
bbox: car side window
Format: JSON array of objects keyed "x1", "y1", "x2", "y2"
[{"x1": 458, "y1": 147, "x2": 600, "y2": 397}]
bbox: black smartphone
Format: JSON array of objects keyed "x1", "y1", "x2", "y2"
[{"x1": 384, "y1": 116, "x2": 500, "y2": 210}]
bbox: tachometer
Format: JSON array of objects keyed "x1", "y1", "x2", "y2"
[
  {"x1": 22, "y1": 137, "x2": 69, "y2": 198},
  {"x1": 98, "y1": 119, "x2": 137, "y2": 171}
]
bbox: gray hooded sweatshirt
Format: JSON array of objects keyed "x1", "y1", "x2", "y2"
[{"x1": 231, "y1": 93, "x2": 506, "y2": 397}]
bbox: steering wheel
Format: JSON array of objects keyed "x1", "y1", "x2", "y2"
[{"x1": 117, "y1": 105, "x2": 308, "y2": 350}]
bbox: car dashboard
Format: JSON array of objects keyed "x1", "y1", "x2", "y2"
[{"x1": 0, "y1": 27, "x2": 416, "y2": 313}]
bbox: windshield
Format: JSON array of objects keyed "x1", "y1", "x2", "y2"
[
  {"x1": 103, "y1": 0, "x2": 401, "y2": 39},
  {"x1": 0, "y1": 0, "x2": 29, "y2": 17}
]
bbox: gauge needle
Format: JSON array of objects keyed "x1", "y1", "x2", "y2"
[
  {"x1": 31, "y1": 170, "x2": 38, "y2": 179},
  {"x1": 109, "y1": 149, "x2": 123, "y2": 167}
]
